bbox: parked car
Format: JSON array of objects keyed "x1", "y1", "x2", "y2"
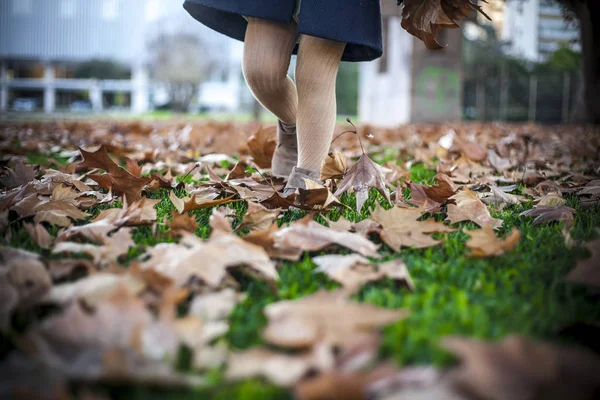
[
  {"x1": 69, "y1": 100, "x2": 92, "y2": 113},
  {"x1": 12, "y1": 98, "x2": 37, "y2": 112}
]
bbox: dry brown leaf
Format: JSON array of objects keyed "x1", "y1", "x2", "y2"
[
  {"x1": 248, "y1": 125, "x2": 277, "y2": 169},
  {"x1": 321, "y1": 150, "x2": 348, "y2": 181},
  {"x1": 43, "y1": 273, "x2": 145, "y2": 306},
  {"x1": 167, "y1": 211, "x2": 198, "y2": 234},
  {"x1": 0, "y1": 160, "x2": 37, "y2": 189},
  {"x1": 520, "y1": 205, "x2": 575, "y2": 227},
  {"x1": 209, "y1": 207, "x2": 234, "y2": 236},
  {"x1": 313, "y1": 255, "x2": 414, "y2": 293},
  {"x1": 263, "y1": 290, "x2": 408, "y2": 350},
  {"x1": 295, "y1": 364, "x2": 399, "y2": 400},
  {"x1": 401, "y1": 0, "x2": 489, "y2": 50},
  {"x1": 23, "y1": 222, "x2": 54, "y2": 249},
  {"x1": 274, "y1": 220, "x2": 381, "y2": 259},
  {"x1": 442, "y1": 335, "x2": 600, "y2": 400},
  {"x1": 93, "y1": 197, "x2": 159, "y2": 226},
  {"x1": 535, "y1": 193, "x2": 566, "y2": 207},
  {"x1": 140, "y1": 232, "x2": 278, "y2": 288},
  {"x1": 240, "y1": 202, "x2": 281, "y2": 231},
  {"x1": 296, "y1": 180, "x2": 344, "y2": 210},
  {"x1": 371, "y1": 205, "x2": 455, "y2": 252},
  {"x1": 53, "y1": 228, "x2": 135, "y2": 266},
  {"x1": 481, "y1": 185, "x2": 525, "y2": 210},
  {"x1": 446, "y1": 188, "x2": 503, "y2": 229},
  {"x1": 189, "y1": 288, "x2": 245, "y2": 322},
  {"x1": 227, "y1": 345, "x2": 333, "y2": 387},
  {"x1": 170, "y1": 191, "x2": 236, "y2": 213},
  {"x1": 566, "y1": 239, "x2": 600, "y2": 287},
  {"x1": 334, "y1": 154, "x2": 391, "y2": 213},
  {"x1": 465, "y1": 225, "x2": 521, "y2": 257},
  {"x1": 422, "y1": 173, "x2": 458, "y2": 203},
  {"x1": 0, "y1": 247, "x2": 52, "y2": 329}
]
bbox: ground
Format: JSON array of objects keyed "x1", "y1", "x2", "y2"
[{"x1": 0, "y1": 119, "x2": 599, "y2": 399}]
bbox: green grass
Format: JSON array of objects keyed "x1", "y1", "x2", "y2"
[{"x1": 2, "y1": 162, "x2": 600, "y2": 399}]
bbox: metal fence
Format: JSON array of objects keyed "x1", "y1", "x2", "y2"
[{"x1": 463, "y1": 67, "x2": 580, "y2": 124}]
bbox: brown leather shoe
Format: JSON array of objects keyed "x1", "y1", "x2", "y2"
[
  {"x1": 271, "y1": 121, "x2": 298, "y2": 178},
  {"x1": 282, "y1": 167, "x2": 321, "y2": 197}
]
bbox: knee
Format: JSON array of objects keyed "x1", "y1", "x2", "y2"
[
  {"x1": 295, "y1": 61, "x2": 337, "y2": 94},
  {"x1": 243, "y1": 57, "x2": 288, "y2": 94}
]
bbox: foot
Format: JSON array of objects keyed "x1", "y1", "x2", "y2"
[
  {"x1": 282, "y1": 167, "x2": 321, "y2": 197},
  {"x1": 271, "y1": 121, "x2": 298, "y2": 178}
]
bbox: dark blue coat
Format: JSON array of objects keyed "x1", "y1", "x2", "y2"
[{"x1": 183, "y1": 0, "x2": 383, "y2": 62}]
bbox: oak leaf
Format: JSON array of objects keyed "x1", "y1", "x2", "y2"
[
  {"x1": 371, "y1": 205, "x2": 455, "y2": 252},
  {"x1": 334, "y1": 154, "x2": 391, "y2": 213},
  {"x1": 465, "y1": 225, "x2": 521, "y2": 257}
]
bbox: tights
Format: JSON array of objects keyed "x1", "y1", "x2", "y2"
[{"x1": 242, "y1": 17, "x2": 346, "y2": 171}]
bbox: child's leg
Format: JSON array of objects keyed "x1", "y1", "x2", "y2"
[
  {"x1": 295, "y1": 36, "x2": 346, "y2": 171},
  {"x1": 243, "y1": 17, "x2": 299, "y2": 126}
]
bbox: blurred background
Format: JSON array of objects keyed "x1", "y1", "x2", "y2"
[{"x1": 0, "y1": 0, "x2": 587, "y2": 125}]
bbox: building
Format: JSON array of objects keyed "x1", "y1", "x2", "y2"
[
  {"x1": 0, "y1": 0, "x2": 246, "y2": 114},
  {"x1": 359, "y1": 3, "x2": 464, "y2": 126},
  {"x1": 502, "y1": 0, "x2": 580, "y2": 62}
]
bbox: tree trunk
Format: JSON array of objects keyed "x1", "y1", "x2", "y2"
[{"x1": 577, "y1": 1, "x2": 600, "y2": 124}]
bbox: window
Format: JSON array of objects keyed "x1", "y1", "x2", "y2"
[
  {"x1": 102, "y1": 0, "x2": 119, "y2": 21},
  {"x1": 61, "y1": 0, "x2": 76, "y2": 18},
  {"x1": 13, "y1": 0, "x2": 33, "y2": 15}
]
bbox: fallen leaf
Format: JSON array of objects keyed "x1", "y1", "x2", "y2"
[
  {"x1": 334, "y1": 154, "x2": 391, "y2": 213},
  {"x1": 371, "y1": 205, "x2": 455, "y2": 252},
  {"x1": 446, "y1": 188, "x2": 503, "y2": 229},
  {"x1": 566, "y1": 239, "x2": 600, "y2": 287},
  {"x1": 23, "y1": 222, "x2": 54, "y2": 249},
  {"x1": 520, "y1": 205, "x2": 575, "y2": 227},
  {"x1": 296, "y1": 180, "x2": 344, "y2": 210},
  {"x1": 274, "y1": 220, "x2": 381, "y2": 259},
  {"x1": 421, "y1": 173, "x2": 458, "y2": 203},
  {"x1": 321, "y1": 150, "x2": 348, "y2": 181},
  {"x1": 465, "y1": 225, "x2": 521, "y2": 257},
  {"x1": 53, "y1": 228, "x2": 135, "y2": 266},
  {"x1": 263, "y1": 290, "x2": 408, "y2": 350},
  {"x1": 313, "y1": 255, "x2": 414, "y2": 293},
  {"x1": 189, "y1": 288, "x2": 245, "y2": 322},
  {"x1": 442, "y1": 335, "x2": 600, "y2": 400},
  {"x1": 401, "y1": 0, "x2": 489, "y2": 50},
  {"x1": 167, "y1": 212, "x2": 198, "y2": 234},
  {"x1": 140, "y1": 232, "x2": 278, "y2": 288},
  {"x1": 209, "y1": 207, "x2": 234, "y2": 236},
  {"x1": 0, "y1": 160, "x2": 37, "y2": 189},
  {"x1": 481, "y1": 185, "x2": 525, "y2": 210},
  {"x1": 248, "y1": 125, "x2": 277, "y2": 169},
  {"x1": 240, "y1": 202, "x2": 281, "y2": 231}
]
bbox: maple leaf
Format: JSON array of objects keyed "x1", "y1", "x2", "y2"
[
  {"x1": 169, "y1": 191, "x2": 236, "y2": 213},
  {"x1": 566, "y1": 239, "x2": 600, "y2": 287},
  {"x1": 421, "y1": 173, "x2": 458, "y2": 203},
  {"x1": 401, "y1": 0, "x2": 490, "y2": 50},
  {"x1": 262, "y1": 290, "x2": 408, "y2": 350},
  {"x1": 371, "y1": 205, "x2": 455, "y2": 252},
  {"x1": 274, "y1": 219, "x2": 381, "y2": 259},
  {"x1": 296, "y1": 180, "x2": 344, "y2": 210},
  {"x1": 442, "y1": 335, "x2": 600, "y2": 400},
  {"x1": 247, "y1": 125, "x2": 277, "y2": 169},
  {"x1": 520, "y1": 205, "x2": 575, "y2": 228},
  {"x1": 465, "y1": 225, "x2": 521, "y2": 257},
  {"x1": 446, "y1": 188, "x2": 503, "y2": 229},
  {"x1": 320, "y1": 150, "x2": 348, "y2": 181},
  {"x1": 0, "y1": 160, "x2": 37, "y2": 189},
  {"x1": 334, "y1": 154, "x2": 391, "y2": 213},
  {"x1": 167, "y1": 211, "x2": 198, "y2": 234}
]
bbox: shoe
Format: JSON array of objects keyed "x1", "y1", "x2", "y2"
[
  {"x1": 271, "y1": 121, "x2": 298, "y2": 178},
  {"x1": 282, "y1": 167, "x2": 321, "y2": 197}
]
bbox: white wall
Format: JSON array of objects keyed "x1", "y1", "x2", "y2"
[{"x1": 359, "y1": 17, "x2": 413, "y2": 127}]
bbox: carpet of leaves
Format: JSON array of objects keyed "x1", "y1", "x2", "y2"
[{"x1": 1, "y1": 120, "x2": 600, "y2": 400}]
